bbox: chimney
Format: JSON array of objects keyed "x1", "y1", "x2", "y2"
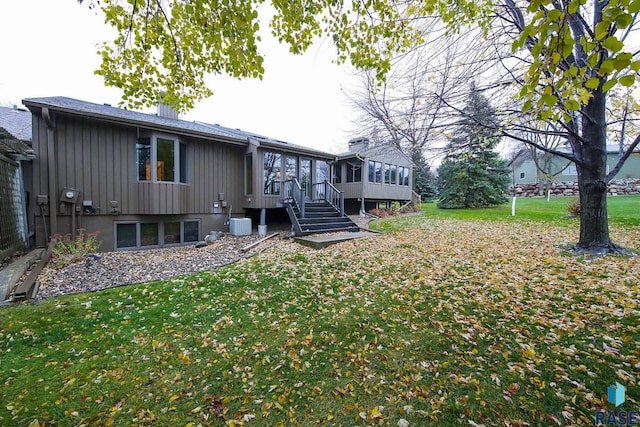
[
  {"x1": 157, "y1": 93, "x2": 179, "y2": 120},
  {"x1": 348, "y1": 137, "x2": 370, "y2": 152}
]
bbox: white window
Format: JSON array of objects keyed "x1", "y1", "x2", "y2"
[
  {"x1": 563, "y1": 165, "x2": 577, "y2": 175},
  {"x1": 136, "y1": 135, "x2": 187, "y2": 183}
]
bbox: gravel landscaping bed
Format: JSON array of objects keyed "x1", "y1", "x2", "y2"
[
  {"x1": 35, "y1": 232, "x2": 296, "y2": 300},
  {"x1": 32, "y1": 215, "x2": 374, "y2": 300}
]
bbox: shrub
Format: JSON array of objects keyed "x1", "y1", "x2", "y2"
[
  {"x1": 567, "y1": 198, "x2": 581, "y2": 217},
  {"x1": 369, "y1": 208, "x2": 388, "y2": 218},
  {"x1": 51, "y1": 229, "x2": 101, "y2": 269},
  {"x1": 399, "y1": 204, "x2": 422, "y2": 214},
  {"x1": 370, "y1": 205, "x2": 422, "y2": 217}
]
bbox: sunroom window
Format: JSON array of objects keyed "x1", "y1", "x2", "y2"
[
  {"x1": 263, "y1": 151, "x2": 282, "y2": 195},
  {"x1": 346, "y1": 163, "x2": 361, "y2": 183},
  {"x1": 368, "y1": 161, "x2": 382, "y2": 183}
]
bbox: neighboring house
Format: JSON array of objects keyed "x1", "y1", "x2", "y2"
[
  {"x1": 333, "y1": 138, "x2": 416, "y2": 214},
  {"x1": 23, "y1": 97, "x2": 415, "y2": 251},
  {"x1": 512, "y1": 145, "x2": 640, "y2": 185},
  {"x1": 0, "y1": 106, "x2": 34, "y2": 259}
]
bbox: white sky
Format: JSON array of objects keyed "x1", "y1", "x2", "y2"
[{"x1": 0, "y1": 0, "x2": 360, "y2": 154}]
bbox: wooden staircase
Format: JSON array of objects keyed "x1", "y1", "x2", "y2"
[{"x1": 286, "y1": 200, "x2": 360, "y2": 236}]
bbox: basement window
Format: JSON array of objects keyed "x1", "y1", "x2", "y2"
[{"x1": 115, "y1": 220, "x2": 200, "y2": 250}]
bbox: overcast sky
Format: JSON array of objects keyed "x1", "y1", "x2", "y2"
[{"x1": 0, "y1": 1, "x2": 360, "y2": 154}]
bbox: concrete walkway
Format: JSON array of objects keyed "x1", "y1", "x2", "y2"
[
  {"x1": 294, "y1": 231, "x2": 379, "y2": 249},
  {"x1": 0, "y1": 249, "x2": 44, "y2": 301}
]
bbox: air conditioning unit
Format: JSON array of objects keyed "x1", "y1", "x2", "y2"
[{"x1": 229, "y1": 218, "x2": 252, "y2": 236}]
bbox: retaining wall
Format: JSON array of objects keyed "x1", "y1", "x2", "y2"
[{"x1": 510, "y1": 178, "x2": 640, "y2": 197}]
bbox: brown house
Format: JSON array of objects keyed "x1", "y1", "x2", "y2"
[{"x1": 23, "y1": 97, "x2": 415, "y2": 251}]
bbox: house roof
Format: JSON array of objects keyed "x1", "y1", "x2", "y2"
[
  {"x1": 0, "y1": 106, "x2": 34, "y2": 158},
  {"x1": 194, "y1": 121, "x2": 334, "y2": 158},
  {"x1": 337, "y1": 142, "x2": 415, "y2": 166},
  {"x1": 22, "y1": 96, "x2": 335, "y2": 158},
  {"x1": 23, "y1": 96, "x2": 251, "y2": 144}
]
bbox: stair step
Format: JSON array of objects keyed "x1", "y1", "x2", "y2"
[
  {"x1": 298, "y1": 213, "x2": 342, "y2": 219},
  {"x1": 284, "y1": 199, "x2": 359, "y2": 237},
  {"x1": 298, "y1": 217, "x2": 354, "y2": 225},
  {"x1": 303, "y1": 207, "x2": 337, "y2": 212},
  {"x1": 300, "y1": 221, "x2": 356, "y2": 229},
  {"x1": 300, "y1": 226, "x2": 360, "y2": 236}
]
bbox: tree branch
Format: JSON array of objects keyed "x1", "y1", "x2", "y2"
[{"x1": 606, "y1": 134, "x2": 640, "y2": 182}]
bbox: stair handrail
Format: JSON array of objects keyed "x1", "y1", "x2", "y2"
[
  {"x1": 322, "y1": 180, "x2": 345, "y2": 217},
  {"x1": 285, "y1": 178, "x2": 306, "y2": 219}
]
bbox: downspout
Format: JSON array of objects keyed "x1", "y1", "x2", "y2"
[
  {"x1": 43, "y1": 107, "x2": 57, "y2": 239},
  {"x1": 356, "y1": 153, "x2": 366, "y2": 216}
]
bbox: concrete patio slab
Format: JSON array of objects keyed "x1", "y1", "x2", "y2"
[{"x1": 294, "y1": 231, "x2": 379, "y2": 249}]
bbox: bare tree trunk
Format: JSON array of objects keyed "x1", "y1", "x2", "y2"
[{"x1": 576, "y1": 87, "x2": 618, "y2": 252}]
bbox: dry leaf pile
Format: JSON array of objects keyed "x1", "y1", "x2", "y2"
[{"x1": 1, "y1": 217, "x2": 638, "y2": 426}]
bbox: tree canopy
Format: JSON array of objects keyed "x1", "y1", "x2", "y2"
[{"x1": 80, "y1": 0, "x2": 492, "y2": 112}]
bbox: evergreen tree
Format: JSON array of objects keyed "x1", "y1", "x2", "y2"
[
  {"x1": 414, "y1": 161, "x2": 437, "y2": 202},
  {"x1": 412, "y1": 152, "x2": 437, "y2": 202},
  {"x1": 437, "y1": 85, "x2": 510, "y2": 209}
]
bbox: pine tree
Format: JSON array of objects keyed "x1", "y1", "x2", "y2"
[
  {"x1": 413, "y1": 155, "x2": 437, "y2": 202},
  {"x1": 437, "y1": 85, "x2": 510, "y2": 209}
]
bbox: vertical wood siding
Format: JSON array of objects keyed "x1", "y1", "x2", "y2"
[{"x1": 30, "y1": 113, "x2": 245, "y2": 219}]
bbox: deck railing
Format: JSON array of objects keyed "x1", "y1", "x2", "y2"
[
  {"x1": 320, "y1": 180, "x2": 344, "y2": 217},
  {"x1": 411, "y1": 190, "x2": 422, "y2": 207},
  {"x1": 285, "y1": 179, "x2": 345, "y2": 218}
]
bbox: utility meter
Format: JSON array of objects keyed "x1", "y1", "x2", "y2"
[{"x1": 60, "y1": 187, "x2": 79, "y2": 204}]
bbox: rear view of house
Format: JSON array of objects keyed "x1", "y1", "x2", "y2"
[{"x1": 23, "y1": 97, "x2": 416, "y2": 252}]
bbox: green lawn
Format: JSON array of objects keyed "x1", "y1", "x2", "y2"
[
  {"x1": 1, "y1": 199, "x2": 639, "y2": 426},
  {"x1": 374, "y1": 195, "x2": 640, "y2": 233}
]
